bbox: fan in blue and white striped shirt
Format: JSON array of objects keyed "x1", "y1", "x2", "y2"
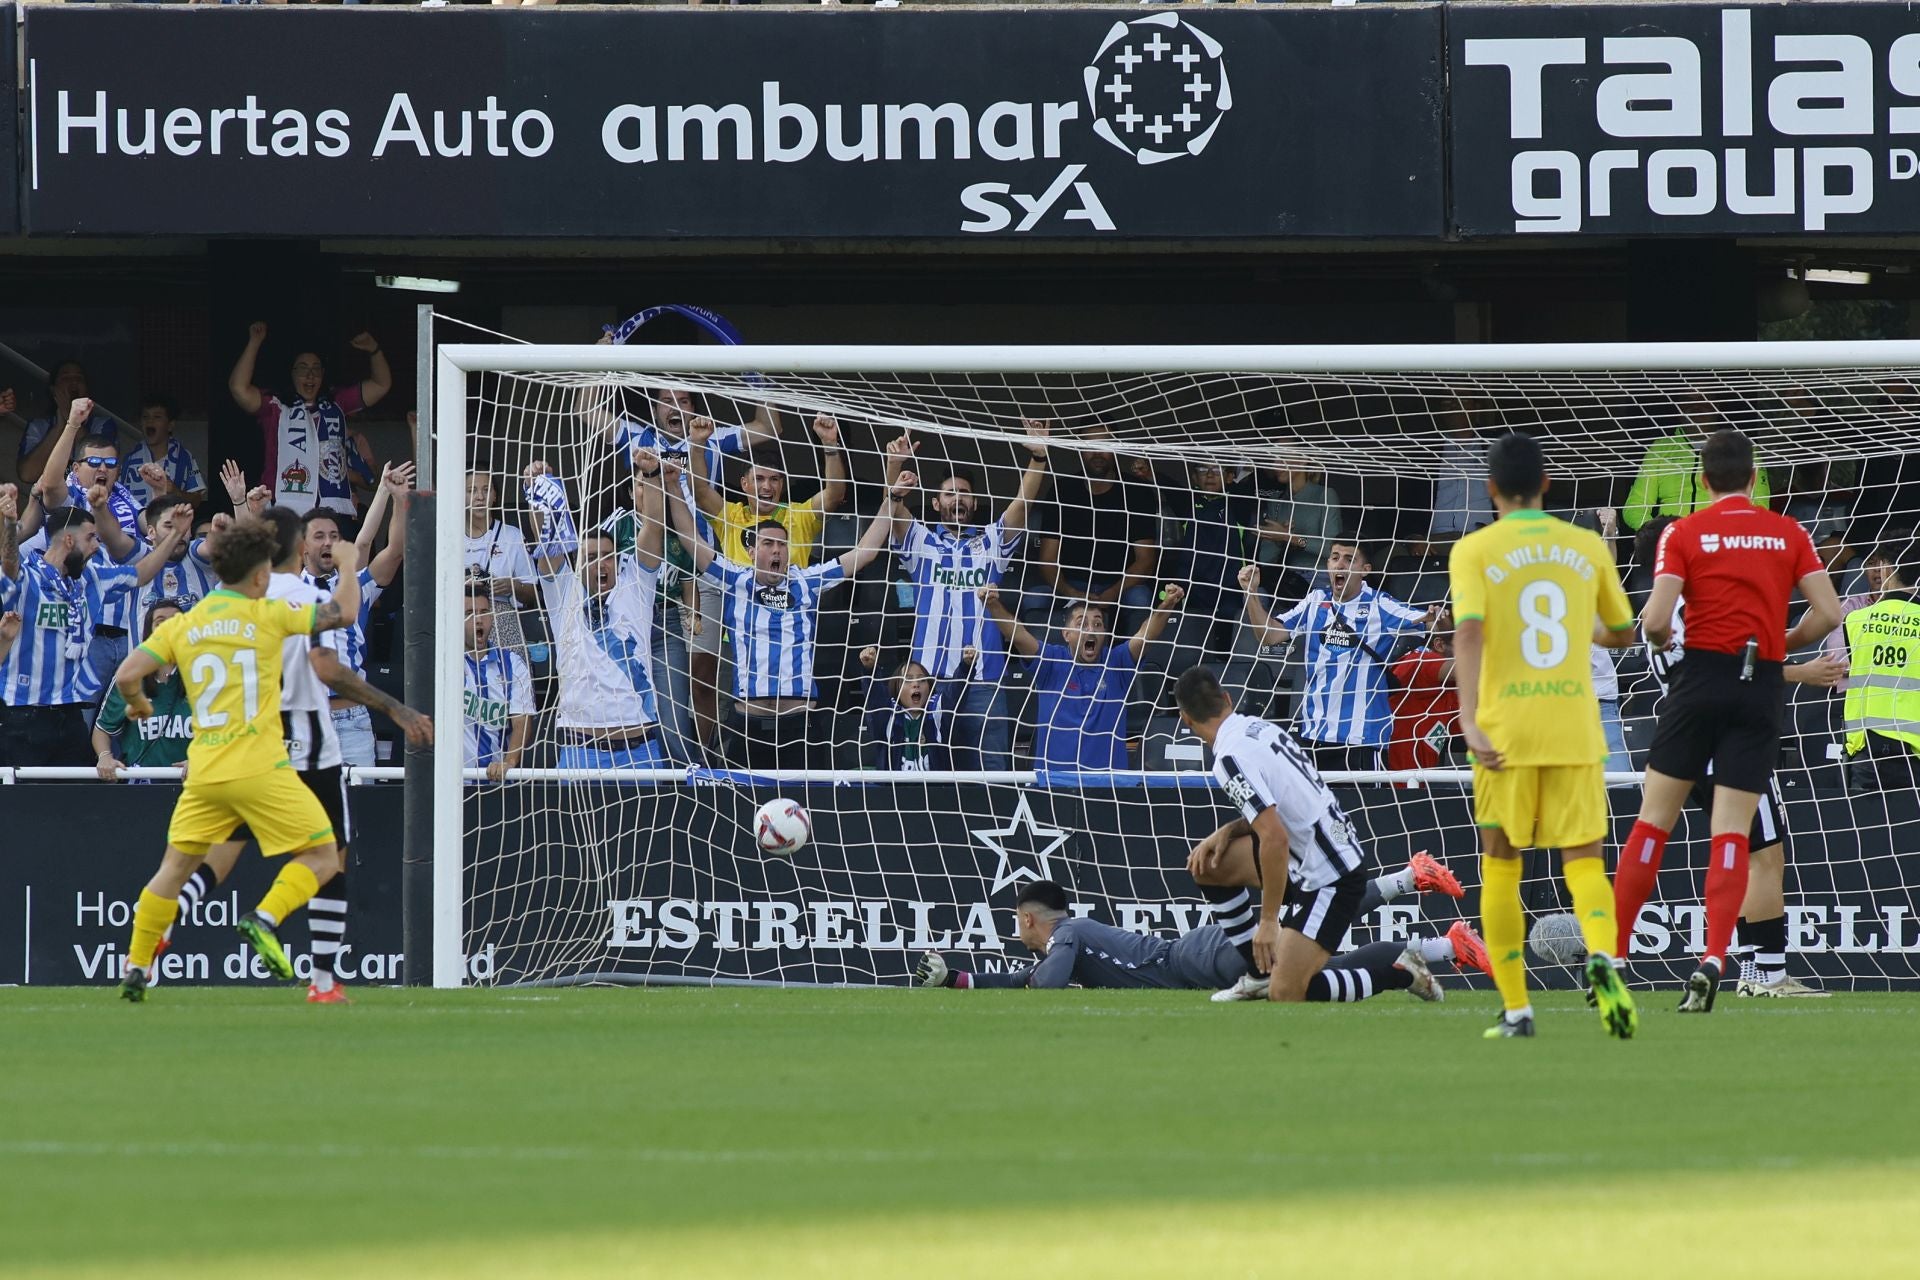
[
  {"x1": 883, "y1": 427, "x2": 1051, "y2": 684},
  {"x1": 14, "y1": 474, "x2": 183, "y2": 681},
  {"x1": 463, "y1": 588, "x2": 533, "y2": 780},
  {"x1": 882, "y1": 427, "x2": 1051, "y2": 771},
  {"x1": 0, "y1": 503, "x2": 144, "y2": 765},
  {"x1": 134, "y1": 495, "x2": 219, "y2": 627},
  {"x1": 39, "y1": 445, "x2": 146, "y2": 681},
  {"x1": 663, "y1": 455, "x2": 918, "y2": 703},
  {"x1": 120, "y1": 396, "x2": 208, "y2": 507},
  {"x1": 1242, "y1": 542, "x2": 1434, "y2": 763}
]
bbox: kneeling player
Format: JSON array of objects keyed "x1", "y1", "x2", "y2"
[
  {"x1": 918, "y1": 871, "x2": 1488, "y2": 995},
  {"x1": 1161, "y1": 666, "x2": 1457, "y2": 1005}
]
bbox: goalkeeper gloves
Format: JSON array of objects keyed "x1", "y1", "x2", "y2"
[{"x1": 915, "y1": 952, "x2": 959, "y2": 988}]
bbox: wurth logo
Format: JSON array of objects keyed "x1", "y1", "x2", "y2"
[{"x1": 1700, "y1": 533, "x2": 1788, "y2": 553}]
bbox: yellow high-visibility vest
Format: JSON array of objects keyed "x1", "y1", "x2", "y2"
[{"x1": 1843, "y1": 595, "x2": 1920, "y2": 758}]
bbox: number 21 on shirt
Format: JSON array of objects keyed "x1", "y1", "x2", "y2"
[{"x1": 189, "y1": 650, "x2": 260, "y2": 728}]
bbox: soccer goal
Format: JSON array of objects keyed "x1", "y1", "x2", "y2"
[{"x1": 427, "y1": 340, "x2": 1920, "y2": 991}]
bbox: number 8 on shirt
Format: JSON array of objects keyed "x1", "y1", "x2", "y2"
[{"x1": 1449, "y1": 513, "x2": 1637, "y2": 848}]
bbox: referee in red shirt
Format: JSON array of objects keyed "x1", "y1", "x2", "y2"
[{"x1": 1613, "y1": 429, "x2": 1841, "y2": 1012}]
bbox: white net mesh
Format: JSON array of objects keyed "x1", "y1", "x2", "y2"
[{"x1": 446, "y1": 352, "x2": 1920, "y2": 990}]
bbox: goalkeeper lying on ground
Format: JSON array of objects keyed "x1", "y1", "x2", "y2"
[{"x1": 917, "y1": 863, "x2": 1488, "y2": 1000}]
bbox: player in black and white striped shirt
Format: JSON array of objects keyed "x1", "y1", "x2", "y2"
[{"x1": 1175, "y1": 665, "x2": 1445, "y2": 1004}]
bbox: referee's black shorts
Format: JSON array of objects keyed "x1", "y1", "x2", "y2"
[
  {"x1": 1688, "y1": 770, "x2": 1788, "y2": 853},
  {"x1": 1647, "y1": 649, "x2": 1785, "y2": 795}
]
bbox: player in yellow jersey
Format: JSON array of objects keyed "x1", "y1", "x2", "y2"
[
  {"x1": 1449, "y1": 432, "x2": 1640, "y2": 1040},
  {"x1": 109, "y1": 517, "x2": 363, "y2": 1002}
]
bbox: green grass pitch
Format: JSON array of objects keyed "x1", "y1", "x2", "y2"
[{"x1": 4, "y1": 987, "x2": 1917, "y2": 1279}]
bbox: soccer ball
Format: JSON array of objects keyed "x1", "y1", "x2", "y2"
[
  {"x1": 1528, "y1": 912, "x2": 1588, "y2": 966},
  {"x1": 753, "y1": 798, "x2": 812, "y2": 856}
]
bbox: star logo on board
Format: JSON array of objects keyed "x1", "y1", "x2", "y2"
[
  {"x1": 973, "y1": 793, "x2": 1073, "y2": 894},
  {"x1": 1084, "y1": 13, "x2": 1233, "y2": 166}
]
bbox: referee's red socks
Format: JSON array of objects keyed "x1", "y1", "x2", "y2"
[
  {"x1": 1702, "y1": 832, "x2": 1752, "y2": 970},
  {"x1": 1612, "y1": 820, "x2": 1670, "y2": 958}
]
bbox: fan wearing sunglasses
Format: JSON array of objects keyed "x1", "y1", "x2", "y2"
[{"x1": 18, "y1": 398, "x2": 157, "y2": 685}]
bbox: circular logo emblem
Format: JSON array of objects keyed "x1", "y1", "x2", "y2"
[{"x1": 1085, "y1": 14, "x2": 1232, "y2": 165}]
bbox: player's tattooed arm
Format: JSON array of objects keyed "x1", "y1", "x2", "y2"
[{"x1": 309, "y1": 647, "x2": 434, "y2": 747}]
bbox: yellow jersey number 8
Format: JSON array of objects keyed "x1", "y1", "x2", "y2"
[{"x1": 1518, "y1": 581, "x2": 1569, "y2": 670}]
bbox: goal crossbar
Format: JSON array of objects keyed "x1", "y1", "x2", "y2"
[{"x1": 439, "y1": 341, "x2": 1920, "y2": 377}]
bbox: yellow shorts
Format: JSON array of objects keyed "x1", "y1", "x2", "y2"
[
  {"x1": 1473, "y1": 762, "x2": 1608, "y2": 850},
  {"x1": 167, "y1": 766, "x2": 336, "y2": 857}
]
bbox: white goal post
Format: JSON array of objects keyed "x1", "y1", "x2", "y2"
[{"x1": 429, "y1": 340, "x2": 1920, "y2": 990}]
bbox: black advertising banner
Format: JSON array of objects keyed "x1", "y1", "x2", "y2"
[
  {"x1": 5, "y1": 782, "x2": 1914, "y2": 988},
  {"x1": 20, "y1": 7, "x2": 1443, "y2": 239},
  {"x1": 4, "y1": 786, "x2": 410, "y2": 988},
  {"x1": 1451, "y1": 3, "x2": 1920, "y2": 237}
]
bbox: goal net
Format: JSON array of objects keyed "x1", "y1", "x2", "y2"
[{"x1": 429, "y1": 341, "x2": 1920, "y2": 991}]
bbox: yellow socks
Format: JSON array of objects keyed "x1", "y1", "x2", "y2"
[
  {"x1": 1562, "y1": 856, "x2": 1618, "y2": 961},
  {"x1": 255, "y1": 861, "x2": 321, "y2": 928},
  {"x1": 128, "y1": 889, "x2": 180, "y2": 971},
  {"x1": 1480, "y1": 854, "x2": 1530, "y2": 1012}
]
